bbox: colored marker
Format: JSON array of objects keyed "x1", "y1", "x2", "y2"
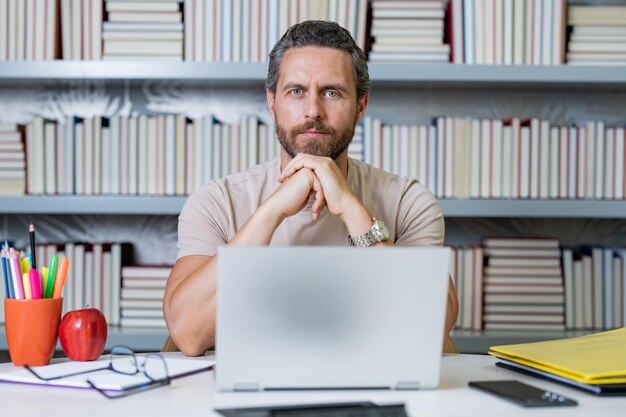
[
  {"x1": 30, "y1": 269, "x2": 42, "y2": 299},
  {"x1": 52, "y1": 256, "x2": 69, "y2": 299},
  {"x1": 9, "y1": 254, "x2": 24, "y2": 299},
  {"x1": 29, "y1": 223, "x2": 37, "y2": 270},
  {"x1": 22, "y1": 273, "x2": 32, "y2": 299},
  {"x1": 44, "y1": 256, "x2": 58, "y2": 299},
  {"x1": 1, "y1": 256, "x2": 11, "y2": 299}
]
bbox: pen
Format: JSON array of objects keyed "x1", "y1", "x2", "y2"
[
  {"x1": 29, "y1": 223, "x2": 37, "y2": 270},
  {"x1": 52, "y1": 256, "x2": 69, "y2": 299},
  {"x1": 44, "y1": 256, "x2": 58, "y2": 299},
  {"x1": 1, "y1": 251, "x2": 11, "y2": 299},
  {"x1": 22, "y1": 272, "x2": 32, "y2": 299},
  {"x1": 30, "y1": 268, "x2": 42, "y2": 299}
]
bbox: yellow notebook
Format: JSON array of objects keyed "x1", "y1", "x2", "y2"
[{"x1": 488, "y1": 327, "x2": 626, "y2": 385}]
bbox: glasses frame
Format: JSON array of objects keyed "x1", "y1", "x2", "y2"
[{"x1": 24, "y1": 345, "x2": 171, "y2": 399}]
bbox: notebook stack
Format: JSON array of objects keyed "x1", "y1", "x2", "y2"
[
  {"x1": 0, "y1": 124, "x2": 25, "y2": 195},
  {"x1": 102, "y1": 0, "x2": 184, "y2": 61},
  {"x1": 368, "y1": 0, "x2": 449, "y2": 63},
  {"x1": 566, "y1": 5, "x2": 626, "y2": 65},
  {"x1": 482, "y1": 238, "x2": 565, "y2": 331},
  {"x1": 120, "y1": 265, "x2": 170, "y2": 328},
  {"x1": 449, "y1": 245, "x2": 484, "y2": 331}
]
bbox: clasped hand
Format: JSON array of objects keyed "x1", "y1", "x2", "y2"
[{"x1": 267, "y1": 154, "x2": 359, "y2": 222}]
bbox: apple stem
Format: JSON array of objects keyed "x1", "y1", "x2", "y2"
[{"x1": 84, "y1": 304, "x2": 90, "y2": 309}]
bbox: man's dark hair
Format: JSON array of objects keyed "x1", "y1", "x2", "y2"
[{"x1": 265, "y1": 20, "x2": 370, "y2": 99}]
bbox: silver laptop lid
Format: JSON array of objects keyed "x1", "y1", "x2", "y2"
[{"x1": 216, "y1": 246, "x2": 450, "y2": 391}]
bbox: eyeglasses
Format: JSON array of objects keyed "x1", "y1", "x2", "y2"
[{"x1": 25, "y1": 345, "x2": 171, "y2": 399}]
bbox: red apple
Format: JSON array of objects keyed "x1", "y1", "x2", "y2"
[{"x1": 59, "y1": 307, "x2": 108, "y2": 361}]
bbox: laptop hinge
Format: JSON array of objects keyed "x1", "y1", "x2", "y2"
[
  {"x1": 396, "y1": 381, "x2": 421, "y2": 390},
  {"x1": 234, "y1": 383, "x2": 260, "y2": 392}
]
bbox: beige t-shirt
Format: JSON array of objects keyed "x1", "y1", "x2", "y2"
[{"x1": 177, "y1": 158, "x2": 444, "y2": 259}]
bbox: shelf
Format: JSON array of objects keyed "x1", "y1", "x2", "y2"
[
  {"x1": 0, "y1": 325, "x2": 168, "y2": 352},
  {"x1": 0, "y1": 62, "x2": 625, "y2": 87},
  {"x1": 2, "y1": 196, "x2": 626, "y2": 217},
  {"x1": 0, "y1": 326, "x2": 594, "y2": 354},
  {"x1": 451, "y1": 329, "x2": 595, "y2": 354}
]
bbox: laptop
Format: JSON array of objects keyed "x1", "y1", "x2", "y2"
[{"x1": 215, "y1": 246, "x2": 451, "y2": 391}]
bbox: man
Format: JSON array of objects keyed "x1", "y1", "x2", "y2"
[{"x1": 164, "y1": 20, "x2": 459, "y2": 356}]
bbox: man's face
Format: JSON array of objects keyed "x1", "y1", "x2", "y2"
[{"x1": 267, "y1": 46, "x2": 368, "y2": 160}]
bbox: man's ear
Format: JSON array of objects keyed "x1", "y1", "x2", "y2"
[
  {"x1": 356, "y1": 93, "x2": 369, "y2": 123},
  {"x1": 266, "y1": 89, "x2": 276, "y2": 123}
]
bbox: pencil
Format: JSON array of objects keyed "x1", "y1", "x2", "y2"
[{"x1": 29, "y1": 223, "x2": 37, "y2": 271}]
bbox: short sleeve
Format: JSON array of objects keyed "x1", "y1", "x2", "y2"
[
  {"x1": 394, "y1": 180, "x2": 445, "y2": 247},
  {"x1": 176, "y1": 182, "x2": 232, "y2": 259}
]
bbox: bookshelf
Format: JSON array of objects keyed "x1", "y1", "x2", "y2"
[
  {"x1": 2, "y1": 62, "x2": 626, "y2": 86},
  {"x1": 3, "y1": 196, "x2": 626, "y2": 218}
]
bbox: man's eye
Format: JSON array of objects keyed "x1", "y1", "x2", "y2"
[
  {"x1": 290, "y1": 89, "x2": 303, "y2": 96},
  {"x1": 324, "y1": 91, "x2": 338, "y2": 98}
]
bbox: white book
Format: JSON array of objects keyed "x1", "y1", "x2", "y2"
[
  {"x1": 372, "y1": 8, "x2": 444, "y2": 20},
  {"x1": 148, "y1": 116, "x2": 158, "y2": 195},
  {"x1": 604, "y1": 128, "x2": 615, "y2": 200},
  {"x1": 92, "y1": 0, "x2": 102, "y2": 60},
  {"x1": 382, "y1": 125, "x2": 392, "y2": 173},
  {"x1": 107, "y1": 1, "x2": 181, "y2": 12},
  {"x1": 454, "y1": 249, "x2": 464, "y2": 329},
  {"x1": 185, "y1": 123, "x2": 195, "y2": 193},
  {"x1": 137, "y1": 115, "x2": 148, "y2": 195},
  {"x1": 24, "y1": 0, "x2": 34, "y2": 60},
  {"x1": 231, "y1": 0, "x2": 241, "y2": 62},
  {"x1": 101, "y1": 125, "x2": 111, "y2": 194},
  {"x1": 120, "y1": 299, "x2": 163, "y2": 309},
  {"x1": 110, "y1": 243, "x2": 123, "y2": 326},
  {"x1": 454, "y1": 118, "x2": 471, "y2": 199},
  {"x1": 55, "y1": 122, "x2": 65, "y2": 193},
  {"x1": 469, "y1": 119, "x2": 480, "y2": 198},
  {"x1": 399, "y1": 125, "x2": 409, "y2": 178},
  {"x1": 248, "y1": 117, "x2": 258, "y2": 168},
  {"x1": 212, "y1": 121, "x2": 221, "y2": 179},
  {"x1": 541, "y1": 0, "x2": 553, "y2": 65},
  {"x1": 484, "y1": 0, "x2": 494, "y2": 64},
  {"x1": 103, "y1": 40, "x2": 183, "y2": 55},
  {"x1": 267, "y1": 0, "x2": 278, "y2": 58},
  {"x1": 73, "y1": 244, "x2": 85, "y2": 312},
  {"x1": 558, "y1": 127, "x2": 568, "y2": 199},
  {"x1": 250, "y1": 0, "x2": 259, "y2": 62},
  {"x1": 539, "y1": 120, "x2": 550, "y2": 199},
  {"x1": 603, "y1": 249, "x2": 614, "y2": 329},
  {"x1": 45, "y1": 0, "x2": 57, "y2": 59},
  {"x1": 549, "y1": 127, "x2": 559, "y2": 199},
  {"x1": 529, "y1": 119, "x2": 540, "y2": 199},
  {"x1": 511, "y1": 118, "x2": 521, "y2": 198},
  {"x1": 519, "y1": 126, "x2": 530, "y2": 199},
  {"x1": 462, "y1": 249, "x2": 473, "y2": 330},
  {"x1": 474, "y1": 0, "x2": 485, "y2": 64},
  {"x1": 81, "y1": 0, "x2": 91, "y2": 59},
  {"x1": 472, "y1": 247, "x2": 483, "y2": 331},
  {"x1": 615, "y1": 128, "x2": 625, "y2": 200},
  {"x1": 356, "y1": 0, "x2": 367, "y2": 51},
  {"x1": 573, "y1": 259, "x2": 583, "y2": 329},
  {"x1": 259, "y1": 0, "x2": 268, "y2": 61},
  {"x1": 102, "y1": 251, "x2": 112, "y2": 323},
  {"x1": 444, "y1": 118, "x2": 454, "y2": 197},
  {"x1": 33, "y1": 117, "x2": 45, "y2": 194},
  {"x1": 595, "y1": 121, "x2": 605, "y2": 199},
  {"x1": 93, "y1": 244, "x2": 104, "y2": 311},
  {"x1": 112, "y1": 117, "x2": 121, "y2": 194},
  {"x1": 576, "y1": 126, "x2": 586, "y2": 198},
  {"x1": 614, "y1": 254, "x2": 623, "y2": 328},
  {"x1": 213, "y1": 0, "x2": 222, "y2": 61},
  {"x1": 436, "y1": 117, "x2": 445, "y2": 197},
  {"x1": 503, "y1": 0, "x2": 513, "y2": 64},
  {"x1": 83, "y1": 118, "x2": 94, "y2": 195},
  {"x1": 102, "y1": 21, "x2": 184, "y2": 32},
  {"x1": 582, "y1": 122, "x2": 593, "y2": 199},
  {"x1": 408, "y1": 125, "x2": 418, "y2": 179},
  {"x1": 222, "y1": 0, "x2": 232, "y2": 62},
  {"x1": 121, "y1": 288, "x2": 166, "y2": 300},
  {"x1": 183, "y1": 0, "x2": 194, "y2": 61},
  {"x1": 363, "y1": 117, "x2": 372, "y2": 165},
  {"x1": 165, "y1": 115, "x2": 176, "y2": 195},
  {"x1": 175, "y1": 115, "x2": 186, "y2": 195},
  {"x1": 121, "y1": 309, "x2": 164, "y2": 319},
  {"x1": 427, "y1": 126, "x2": 437, "y2": 195},
  {"x1": 463, "y1": 0, "x2": 474, "y2": 64},
  {"x1": 127, "y1": 116, "x2": 138, "y2": 194},
  {"x1": 494, "y1": 0, "x2": 503, "y2": 64},
  {"x1": 582, "y1": 255, "x2": 593, "y2": 329},
  {"x1": 0, "y1": 0, "x2": 7, "y2": 60},
  {"x1": 120, "y1": 317, "x2": 167, "y2": 328},
  {"x1": 34, "y1": 0, "x2": 46, "y2": 60},
  {"x1": 501, "y1": 125, "x2": 512, "y2": 198},
  {"x1": 552, "y1": 0, "x2": 565, "y2": 64},
  {"x1": 418, "y1": 126, "x2": 429, "y2": 190},
  {"x1": 193, "y1": 0, "x2": 203, "y2": 61},
  {"x1": 513, "y1": 0, "x2": 525, "y2": 64},
  {"x1": 480, "y1": 119, "x2": 491, "y2": 198},
  {"x1": 562, "y1": 249, "x2": 574, "y2": 329},
  {"x1": 242, "y1": 0, "x2": 250, "y2": 62},
  {"x1": 107, "y1": 11, "x2": 183, "y2": 22},
  {"x1": 221, "y1": 124, "x2": 231, "y2": 177},
  {"x1": 84, "y1": 251, "x2": 94, "y2": 307},
  {"x1": 93, "y1": 118, "x2": 102, "y2": 195},
  {"x1": 491, "y1": 119, "x2": 502, "y2": 199},
  {"x1": 568, "y1": 126, "x2": 578, "y2": 199},
  {"x1": 592, "y1": 248, "x2": 603, "y2": 329},
  {"x1": 44, "y1": 121, "x2": 57, "y2": 195}
]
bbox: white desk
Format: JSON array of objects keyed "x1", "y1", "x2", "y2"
[{"x1": 0, "y1": 354, "x2": 624, "y2": 416}]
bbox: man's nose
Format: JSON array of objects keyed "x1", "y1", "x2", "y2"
[{"x1": 305, "y1": 94, "x2": 324, "y2": 120}]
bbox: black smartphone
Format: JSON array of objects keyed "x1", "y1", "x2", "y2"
[{"x1": 469, "y1": 380, "x2": 578, "y2": 408}]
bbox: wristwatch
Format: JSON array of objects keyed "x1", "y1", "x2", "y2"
[{"x1": 348, "y1": 218, "x2": 390, "y2": 247}]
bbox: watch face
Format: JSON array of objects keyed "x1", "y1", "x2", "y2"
[{"x1": 373, "y1": 218, "x2": 390, "y2": 240}]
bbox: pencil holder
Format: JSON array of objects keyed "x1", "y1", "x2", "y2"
[{"x1": 4, "y1": 298, "x2": 63, "y2": 366}]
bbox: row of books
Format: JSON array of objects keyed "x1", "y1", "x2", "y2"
[
  {"x1": 566, "y1": 6, "x2": 626, "y2": 65},
  {"x1": 450, "y1": 0, "x2": 566, "y2": 65},
  {"x1": 119, "y1": 265, "x2": 170, "y2": 328},
  {"x1": 8, "y1": 115, "x2": 364, "y2": 196},
  {"x1": 185, "y1": 0, "x2": 368, "y2": 63},
  {"x1": 101, "y1": 0, "x2": 183, "y2": 61},
  {"x1": 2, "y1": 1, "x2": 625, "y2": 65},
  {"x1": 0, "y1": 241, "x2": 134, "y2": 326},
  {"x1": 451, "y1": 238, "x2": 626, "y2": 332},
  {"x1": 368, "y1": 0, "x2": 449, "y2": 63},
  {"x1": 362, "y1": 117, "x2": 626, "y2": 200}
]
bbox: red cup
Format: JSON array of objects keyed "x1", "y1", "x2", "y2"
[{"x1": 4, "y1": 298, "x2": 63, "y2": 366}]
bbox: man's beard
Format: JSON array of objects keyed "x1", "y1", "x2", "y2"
[{"x1": 275, "y1": 116, "x2": 357, "y2": 161}]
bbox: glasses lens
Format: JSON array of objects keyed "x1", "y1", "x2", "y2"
[
  {"x1": 111, "y1": 346, "x2": 137, "y2": 375},
  {"x1": 144, "y1": 355, "x2": 168, "y2": 381}
]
